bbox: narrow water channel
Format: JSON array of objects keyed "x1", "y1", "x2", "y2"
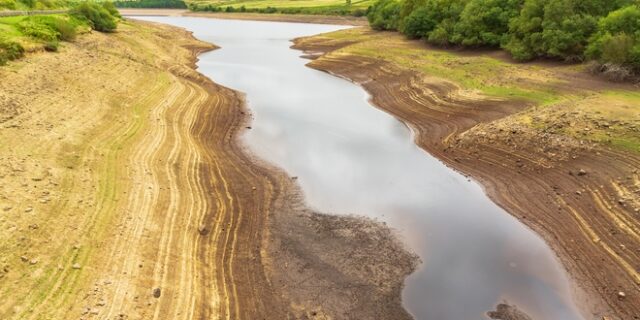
[{"x1": 134, "y1": 16, "x2": 584, "y2": 320}]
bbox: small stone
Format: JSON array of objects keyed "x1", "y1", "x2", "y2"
[
  {"x1": 575, "y1": 191, "x2": 582, "y2": 196},
  {"x1": 578, "y1": 169, "x2": 587, "y2": 176},
  {"x1": 72, "y1": 263, "x2": 81, "y2": 269},
  {"x1": 197, "y1": 224, "x2": 208, "y2": 235},
  {"x1": 20, "y1": 256, "x2": 28, "y2": 262},
  {"x1": 24, "y1": 207, "x2": 33, "y2": 213},
  {"x1": 251, "y1": 187, "x2": 257, "y2": 191},
  {"x1": 3, "y1": 206, "x2": 12, "y2": 212},
  {"x1": 29, "y1": 259, "x2": 38, "y2": 265},
  {"x1": 617, "y1": 291, "x2": 626, "y2": 299},
  {"x1": 152, "y1": 288, "x2": 161, "y2": 298}
]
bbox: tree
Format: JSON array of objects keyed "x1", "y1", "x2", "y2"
[
  {"x1": 367, "y1": 0, "x2": 402, "y2": 31},
  {"x1": 451, "y1": 0, "x2": 522, "y2": 46},
  {"x1": 586, "y1": 5, "x2": 640, "y2": 68}
]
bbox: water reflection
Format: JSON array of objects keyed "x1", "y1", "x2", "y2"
[{"x1": 134, "y1": 16, "x2": 584, "y2": 320}]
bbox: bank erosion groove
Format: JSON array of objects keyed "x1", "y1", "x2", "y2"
[
  {"x1": 0, "y1": 18, "x2": 418, "y2": 319},
  {"x1": 294, "y1": 28, "x2": 640, "y2": 319}
]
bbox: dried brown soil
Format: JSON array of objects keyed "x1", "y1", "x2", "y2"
[{"x1": 0, "y1": 20, "x2": 415, "y2": 319}]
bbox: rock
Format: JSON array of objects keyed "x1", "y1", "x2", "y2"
[
  {"x1": 578, "y1": 169, "x2": 587, "y2": 176},
  {"x1": 24, "y1": 207, "x2": 33, "y2": 213},
  {"x1": 251, "y1": 186, "x2": 257, "y2": 191},
  {"x1": 20, "y1": 256, "x2": 28, "y2": 262},
  {"x1": 197, "y1": 224, "x2": 208, "y2": 235},
  {"x1": 28, "y1": 224, "x2": 38, "y2": 230},
  {"x1": 575, "y1": 191, "x2": 582, "y2": 196},
  {"x1": 29, "y1": 259, "x2": 38, "y2": 265},
  {"x1": 152, "y1": 288, "x2": 161, "y2": 298},
  {"x1": 72, "y1": 263, "x2": 81, "y2": 269},
  {"x1": 3, "y1": 206, "x2": 12, "y2": 212},
  {"x1": 617, "y1": 291, "x2": 626, "y2": 299}
]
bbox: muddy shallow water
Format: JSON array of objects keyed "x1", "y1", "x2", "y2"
[{"x1": 134, "y1": 16, "x2": 584, "y2": 320}]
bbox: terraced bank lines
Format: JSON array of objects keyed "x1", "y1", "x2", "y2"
[
  {"x1": 1, "y1": 17, "x2": 418, "y2": 320},
  {"x1": 294, "y1": 31, "x2": 640, "y2": 319}
]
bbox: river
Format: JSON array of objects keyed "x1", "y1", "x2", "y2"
[{"x1": 133, "y1": 16, "x2": 584, "y2": 320}]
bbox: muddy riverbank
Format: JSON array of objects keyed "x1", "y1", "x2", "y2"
[{"x1": 294, "y1": 30, "x2": 640, "y2": 320}]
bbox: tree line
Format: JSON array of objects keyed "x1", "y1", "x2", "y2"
[{"x1": 367, "y1": 0, "x2": 640, "y2": 79}]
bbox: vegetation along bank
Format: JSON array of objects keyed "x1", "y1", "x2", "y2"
[{"x1": 367, "y1": 0, "x2": 640, "y2": 81}]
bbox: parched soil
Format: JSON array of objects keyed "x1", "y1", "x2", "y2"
[
  {"x1": 294, "y1": 31, "x2": 640, "y2": 319},
  {"x1": 0, "y1": 20, "x2": 415, "y2": 319},
  {"x1": 118, "y1": 8, "x2": 368, "y2": 26}
]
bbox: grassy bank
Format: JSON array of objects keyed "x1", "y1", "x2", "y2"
[
  {"x1": 0, "y1": 2, "x2": 120, "y2": 65},
  {"x1": 299, "y1": 28, "x2": 640, "y2": 153},
  {"x1": 188, "y1": 0, "x2": 374, "y2": 16}
]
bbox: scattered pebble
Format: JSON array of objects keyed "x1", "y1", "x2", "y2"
[
  {"x1": 152, "y1": 288, "x2": 161, "y2": 298},
  {"x1": 72, "y1": 263, "x2": 81, "y2": 269}
]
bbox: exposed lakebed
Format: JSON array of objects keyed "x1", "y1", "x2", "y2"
[{"x1": 134, "y1": 16, "x2": 584, "y2": 320}]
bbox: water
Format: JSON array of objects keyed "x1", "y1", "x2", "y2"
[{"x1": 133, "y1": 16, "x2": 584, "y2": 320}]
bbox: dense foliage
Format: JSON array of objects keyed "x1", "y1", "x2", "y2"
[
  {"x1": 71, "y1": 1, "x2": 119, "y2": 32},
  {"x1": 367, "y1": 0, "x2": 640, "y2": 77},
  {"x1": 114, "y1": 0, "x2": 187, "y2": 9}
]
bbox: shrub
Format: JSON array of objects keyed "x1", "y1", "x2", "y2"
[
  {"x1": 402, "y1": 6, "x2": 438, "y2": 39},
  {"x1": 0, "y1": 39, "x2": 25, "y2": 65},
  {"x1": 43, "y1": 40, "x2": 58, "y2": 52},
  {"x1": 586, "y1": 5, "x2": 640, "y2": 72},
  {"x1": 17, "y1": 16, "x2": 78, "y2": 42},
  {"x1": 450, "y1": 0, "x2": 521, "y2": 47},
  {"x1": 102, "y1": 1, "x2": 121, "y2": 18},
  {"x1": 53, "y1": 18, "x2": 77, "y2": 41},
  {"x1": 71, "y1": 1, "x2": 118, "y2": 32},
  {"x1": 0, "y1": 0, "x2": 17, "y2": 10},
  {"x1": 367, "y1": 0, "x2": 401, "y2": 31},
  {"x1": 18, "y1": 18, "x2": 60, "y2": 42}
]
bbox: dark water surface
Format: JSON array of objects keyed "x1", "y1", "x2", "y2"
[{"x1": 134, "y1": 16, "x2": 584, "y2": 320}]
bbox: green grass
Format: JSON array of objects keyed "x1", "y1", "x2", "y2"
[{"x1": 189, "y1": 0, "x2": 374, "y2": 15}]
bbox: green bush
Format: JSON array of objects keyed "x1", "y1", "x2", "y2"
[
  {"x1": 17, "y1": 16, "x2": 79, "y2": 42},
  {"x1": 54, "y1": 18, "x2": 77, "y2": 41},
  {"x1": 0, "y1": 39, "x2": 25, "y2": 66},
  {"x1": 367, "y1": 0, "x2": 401, "y2": 30},
  {"x1": 401, "y1": 6, "x2": 439, "y2": 39},
  {"x1": 18, "y1": 18, "x2": 60, "y2": 42},
  {"x1": 0, "y1": 0, "x2": 17, "y2": 10},
  {"x1": 102, "y1": 1, "x2": 122, "y2": 18},
  {"x1": 586, "y1": 5, "x2": 640, "y2": 70},
  {"x1": 450, "y1": 0, "x2": 521, "y2": 46},
  {"x1": 71, "y1": 1, "x2": 118, "y2": 33},
  {"x1": 43, "y1": 40, "x2": 59, "y2": 52}
]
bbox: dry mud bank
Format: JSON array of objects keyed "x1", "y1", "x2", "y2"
[
  {"x1": 0, "y1": 20, "x2": 414, "y2": 319},
  {"x1": 294, "y1": 29, "x2": 640, "y2": 319}
]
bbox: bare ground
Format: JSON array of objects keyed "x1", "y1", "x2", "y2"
[{"x1": 0, "y1": 20, "x2": 415, "y2": 319}]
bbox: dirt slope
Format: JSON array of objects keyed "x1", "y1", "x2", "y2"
[
  {"x1": 0, "y1": 19, "x2": 415, "y2": 320},
  {"x1": 294, "y1": 31, "x2": 640, "y2": 319}
]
